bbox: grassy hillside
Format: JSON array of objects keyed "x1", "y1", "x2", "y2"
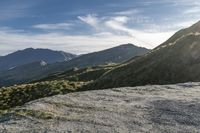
[
  {"x1": 35, "y1": 64, "x2": 117, "y2": 82},
  {"x1": 84, "y1": 22, "x2": 200, "y2": 89},
  {"x1": 0, "y1": 64, "x2": 116, "y2": 110}
]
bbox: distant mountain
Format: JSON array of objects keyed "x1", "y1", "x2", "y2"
[
  {"x1": 0, "y1": 48, "x2": 77, "y2": 71},
  {"x1": 0, "y1": 44, "x2": 149, "y2": 87},
  {"x1": 53, "y1": 43, "x2": 149, "y2": 70},
  {"x1": 88, "y1": 21, "x2": 200, "y2": 89}
]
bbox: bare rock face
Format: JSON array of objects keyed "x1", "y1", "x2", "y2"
[{"x1": 1, "y1": 83, "x2": 200, "y2": 133}]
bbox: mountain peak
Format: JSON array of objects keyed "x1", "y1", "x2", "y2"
[
  {"x1": 22, "y1": 48, "x2": 53, "y2": 52},
  {"x1": 119, "y1": 43, "x2": 136, "y2": 47},
  {"x1": 121, "y1": 43, "x2": 134, "y2": 46},
  {"x1": 22, "y1": 48, "x2": 34, "y2": 51},
  {"x1": 25, "y1": 47, "x2": 34, "y2": 50},
  {"x1": 117, "y1": 43, "x2": 148, "y2": 50}
]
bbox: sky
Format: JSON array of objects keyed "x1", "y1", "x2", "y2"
[{"x1": 0, "y1": 0, "x2": 200, "y2": 55}]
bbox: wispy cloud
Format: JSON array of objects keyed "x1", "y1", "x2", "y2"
[
  {"x1": 105, "y1": 16, "x2": 132, "y2": 34},
  {"x1": 0, "y1": 30, "x2": 139, "y2": 55},
  {"x1": 114, "y1": 9, "x2": 140, "y2": 15},
  {"x1": 77, "y1": 14, "x2": 174, "y2": 47},
  {"x1": 33, "y1": 23, "x2": 73, "y2": 30},
  {"x1": 0, "y1": 12, "x2": 176, "y2": 55},
  {"x1": 172, "y1": 0, "x2": 200, "y2": 6},
  {"x1": 78, "y1": 14, "x2": 99, "y2": 28}
]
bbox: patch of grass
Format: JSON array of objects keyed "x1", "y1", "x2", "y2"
[
  {"x1": 0, "y1": 80, "x2": 86, "y2": 110},
  {"x1": 0, "y1": 109, "x2": 55, "y2": 120}
]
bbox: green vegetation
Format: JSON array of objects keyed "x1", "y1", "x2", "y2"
[
  {"x1": 0, "y1": 80, "x2": 85, "y2": 110},
  {"x1": 0, "y1": 64, "x2": 116, "y2": 110},
  {"x1": 35, "y1": 64, "x2": 116, "y2": 82}
]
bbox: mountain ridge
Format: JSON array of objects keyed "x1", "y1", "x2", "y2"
[
  {"x1": 0, "y1": 44, "x2": 149, "y2": 87},
  {"x1": 0, "y1": 48, "x2": 77, "y2": 71},
  {"x1": 86, "y1": 21, "x2": 200, "y2": 89},
  {"x1": 158, "y1": 20, "x2": 200, "y2": 49}
]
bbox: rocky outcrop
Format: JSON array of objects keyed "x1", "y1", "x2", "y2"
[{"x1": 1, "y1": 83, "x2": 200, "y2": 133}]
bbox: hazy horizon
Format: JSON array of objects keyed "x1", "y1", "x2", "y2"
[{"x1": 0, "y1": 43, "x2": 150, "y2": 56}]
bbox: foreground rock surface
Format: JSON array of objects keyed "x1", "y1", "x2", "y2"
[{"x1": 1, "y1": 83, "x2": 200, "y2": 133}]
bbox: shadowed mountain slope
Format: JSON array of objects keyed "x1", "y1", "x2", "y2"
[{"x1": 88, "y1": 21, "x2": 200, "y2": 89}]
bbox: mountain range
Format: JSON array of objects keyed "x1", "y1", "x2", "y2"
[
  {"x1": 2, "y1": 21, "x2": 200, "y2": 89},
  {"x1": 0, "y1": 48, "x2": 77, "y2": 71},
  {"x1": 0, "y1": 44, "x2": 149, "y2": 87}
]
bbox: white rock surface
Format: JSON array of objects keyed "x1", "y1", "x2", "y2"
[{"x1": 1, "y1": 83, "x2": 200, "y2": 133}]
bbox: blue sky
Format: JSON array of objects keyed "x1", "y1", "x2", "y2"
[{"x1": 0, "y1": 0, "x2": 200, "y2": 55}]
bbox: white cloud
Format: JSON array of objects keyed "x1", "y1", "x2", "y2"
[
  {"x1": 105, "y1": 17, "x2": 132, "y2": 35},
  {"x1": 114, "y1": 9, "x2": 140, "y2": 15},
  {"x1": 0, "y1": 31, "x2": 135, "y2": 55},
  {"x1": 172, "y1": 0, "x2": 200, "y2": 6},
  {"x1": 33, "y1": 23, "x2": 73, "y2": 30},
  {"x1": 112, "y1": 16, "x2": 129, "y2": 23},
  {"x1": 2, "y1": 8, "x2": 198, "y2": 56},
  {"x1": 0, "y1": 23, "x2": 175, "y2": 56},
  {"x1": 78, "y1": 14, "x2": 99, "y2": 28},
  {"x1": 104, "y1": 16, "x2": 174, "y2": 48},
  {"x1": 0, "y1": 13, "x2": 178, "y2": 55}
]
